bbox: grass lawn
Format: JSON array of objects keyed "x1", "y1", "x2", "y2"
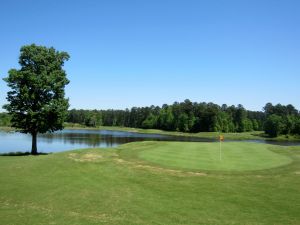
[
  {"x1": 0, "y1": 142, "x2": 300, "y2": 225},
  {"x1": 135, "y1": 142, "x2": 292, "y2": 171}
]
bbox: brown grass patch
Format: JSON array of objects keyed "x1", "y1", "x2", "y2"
[{"x1": 113, "y1": 158, "x2": 207, "y2": 177}]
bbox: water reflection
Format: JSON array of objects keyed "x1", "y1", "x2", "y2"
[
  {"x1": 38, "y1": 129, "x2": 213, "y2": 148},
  {"x1": 0, "y1": 129, "x2": 299, "y2": 154}
]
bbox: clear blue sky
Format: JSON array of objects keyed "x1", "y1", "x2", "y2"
[{"x1": 0, "y1": 0, "x2": 299, "y2": 111}]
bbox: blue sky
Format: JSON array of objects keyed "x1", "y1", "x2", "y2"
[{"x1": 0, "y1": 0, "x2": 299, "y2": 111}]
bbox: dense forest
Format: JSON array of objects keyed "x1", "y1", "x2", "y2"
[{"x1": 1, "y1": 100, "x2": 300, "y2": 137}]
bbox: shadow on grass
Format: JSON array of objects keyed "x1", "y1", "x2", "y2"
[{"x1": 0, "y1": 152, "x2": 49, "y2": 156}]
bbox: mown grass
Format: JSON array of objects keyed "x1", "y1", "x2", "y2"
[
  {"x1": 134, "y1": 142, "x2": 292, "y2": 171},
  {"x1": 0, "y1": 142, "x2": 300, "y2": 225}
]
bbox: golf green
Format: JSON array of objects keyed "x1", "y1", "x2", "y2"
[
  {"x1": 1, "y1": 142, "x2": 300, "y2": 225},
  {"x1": 135, "y1": 142, "x2": 292, "y2": 171}
]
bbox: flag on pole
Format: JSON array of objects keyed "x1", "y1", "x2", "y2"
[
  {"x1": 219, "y1": 135, "x2": 224, "y2": 142},
  {"x1": 219, "y1": 135, "x2": 224, "y2": 161}
]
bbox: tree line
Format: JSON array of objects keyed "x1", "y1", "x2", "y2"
[
  {"x1": 67, "y1": 101, "x2": 265, "y2": 133},
  {"x1": 263, "y1": 103, "x2": 300, "y2": 137},
  {"x1": 2, "y1": 100, "x2": 300, "y2": 137},
  {"x1": 66, "y1": 100, "x2": 300, "y2": 137}
]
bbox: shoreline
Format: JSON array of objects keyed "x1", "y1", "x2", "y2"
[
  {"x1": 1, "y1": 125, "x2": 300, "y2": 142},
  {"x1": 57, "y1": 124, "x2": 300, "y2": 142}
]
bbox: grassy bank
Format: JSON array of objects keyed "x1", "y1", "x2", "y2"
[
  {"x1": 0, "y1": 126, "x2": 16, "y2": 132},
  {"x1": 2, "y1": 124, "x2": 300, "y2": 141},
  {"x1": 64, "y1": 123, "x2": 300, "y2": 141},
  {"x1": 0, "y1": 141, "x2": 299, "y2": 225}
]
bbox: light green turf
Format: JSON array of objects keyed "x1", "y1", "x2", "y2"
[
  {"x1": 137, "y1": 142, "x2": 292, "y2": 171},
  {"x1": 1, "y1": 142, "x2": 300, "y2": 225}
]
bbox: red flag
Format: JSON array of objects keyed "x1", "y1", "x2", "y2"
[{"x1": 219, "y1": 135, "x2": 224, "y2": 142}]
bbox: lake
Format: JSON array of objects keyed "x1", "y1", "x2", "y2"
[{"x1": 0, "y1": 129, "x2": 299, "y2": 153}]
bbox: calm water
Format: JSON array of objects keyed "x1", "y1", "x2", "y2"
[{"x1": 0, "y1": 129, "x2": 299, "y2": 153}]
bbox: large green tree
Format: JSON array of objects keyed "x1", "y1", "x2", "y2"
[
  {"x1": 3, "y1": 44, "x2": 70, "y2": 154},
  {"x1": 264, "y1": 114, "x2": 285, "y2": 137}
]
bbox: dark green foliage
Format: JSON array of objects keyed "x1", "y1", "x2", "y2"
[
  {"x1": 142, "y1": 113, "x2": 158, "y2": 129},
  {"x1": 252, "y1": 119, "x2": 259, "y2": 131},
  {"x1": 0, "y1": 113, "x2": 11, "y2": 126},
  {"x1": 66, "y1": 102, "x2": 300, "y2": 137},
  {"x1": 158, "y1": 107, "x2": 175, "y2": 131},
  {"x1": 293, "y1": 118, "x2": 300, "y2": 134},
  {"x1": 177, "y1": 113, "x2": 189, "y2": 132},
  {"x1": 263, "y1": 103, "x2": 300, "y2": 137},
  {"x1": 3, "y1": 44, "x2": 70, "y2": 154},
  {"x1": 66, "y1": 100, "x2": 270, "y2": 134},
  {"x1": 212, "y1": 111, "x2": 230, "y2": 132},
  {"x1": 234, "y1": 104, "x2": 247, "y2": 132},
  {"x1": 84, "y1": 110, "x2": 102, "y2": 127},
  {"x1": 243, "y1": 118, "x2": 254, "y2": 132},
  {"x1": 264, "y1": 103, "x2": 298, "y2": 117},
  {"x1": 264, "y1": 114, "x2": 285, "y2": 137}
]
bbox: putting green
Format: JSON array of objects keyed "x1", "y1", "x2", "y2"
[{"x1": 136, "y1": 142, "x2": 292, "y2": 171}]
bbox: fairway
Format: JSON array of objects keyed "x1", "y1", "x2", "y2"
[
  {"x1": 136, "y1": 142, "x2": 292, "y2": 171},
  {"x1": 1, "y1": 142, "x2": 300, "y2": 225}
]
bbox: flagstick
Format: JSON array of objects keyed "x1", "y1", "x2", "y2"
[
  {"x1": 219, "y1": 137, "x2": 222, "y2": 161},
  {"x1": 218, "y1": 131, "x2": 222, "y2": 161}
]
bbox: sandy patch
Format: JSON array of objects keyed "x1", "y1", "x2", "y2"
[
  {"x1": 114, "y1": 158, "x2": 207, "y2": 177},
  {"x1": 68, "y1": 153, "x2": 103, "y2": 162}
]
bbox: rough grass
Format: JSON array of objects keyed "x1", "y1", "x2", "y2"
[{"x1": 0, "y1": 142, "x2": 300, "y2": 225}]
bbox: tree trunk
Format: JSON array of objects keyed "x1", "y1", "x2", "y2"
[{"x1": 31, "y1": 132, "x2": 38, "y2": 155}]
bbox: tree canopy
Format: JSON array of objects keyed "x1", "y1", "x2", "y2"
[
  {"x1": 3, "y1": 44, "x2": 70, "y2": 154},
  {"x1": 66, "y1": 101, "x2": 266, "y2": 133},
  {"x1": 65, "y1": 101, "x2": 300, "y2": 137}
]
